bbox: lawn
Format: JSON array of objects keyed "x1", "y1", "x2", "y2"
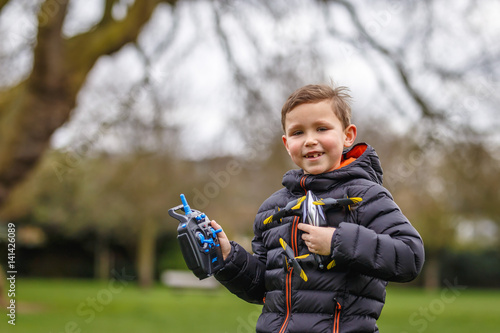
[
  {"x1": 379, "y1": 284, "x2": 500, "y2": 333},
  {"x1": 2, "y1": 278, "x2": 500, "y2": 333}
]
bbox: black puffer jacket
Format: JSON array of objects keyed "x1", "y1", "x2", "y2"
[{"x1": 215, "y1": 143, "x2": 424, "y2": 333}]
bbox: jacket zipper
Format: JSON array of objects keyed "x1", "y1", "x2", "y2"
[
  {"x1": 300, "y1": 175, "x2": 308, "y2": 194},
  {"x1": 279, "y1": 176, "x2": 308, "y2": 333},
  {"x1": 300, "y1": 174, "x2": 342, "y2": 333},
  {"x1": 294, "y1": 175, "x2": 307, "y2": 257},
  {"x1": 279, "y1": 216, "x2": 299, "y2": 333},
  {"x1": 279, "y1": 264, "x2": 292, "y2": 333},
  {"x1": 332, "y1": 301, "x2": 341, "y2": 333}
]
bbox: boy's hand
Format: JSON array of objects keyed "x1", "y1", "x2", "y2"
[
  {"x1": 211, "y1": 220, "x2": 231, "y2": 261},
  {"x1": 297, "y1": 223, "x2": 336, "y2": 256}
]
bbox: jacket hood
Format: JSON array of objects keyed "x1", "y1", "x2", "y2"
[{"x1": 282, "y1": 143, "x2": 383, "y2": 194}]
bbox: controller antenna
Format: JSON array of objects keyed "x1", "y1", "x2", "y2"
[{"x1": 180, "y1": 194, "x2": 192, "y2": 215}]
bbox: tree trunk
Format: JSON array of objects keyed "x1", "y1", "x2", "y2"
[
  {"x1": 95, "y1": 234, "x2": 111, "y2": 280},
  {"x1": 423, "y1": 253, "x2": 440, "y2": 290},
  {"x1": 136, "y1": 218, "x2": 157, "y2": 288}
]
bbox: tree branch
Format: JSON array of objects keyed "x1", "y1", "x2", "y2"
[
  {"x1": 66, "y1": 0, "x2": 177, "y2": 95},
  {"x1": 326, "y1": 0, "x2": 442, "y2": 120},
  {"x1": 0, "y1": 0, "x2": 178, "y2": 208},
  {"x1": 30, "y1": 0, "x2": 69, "y2": 92},
  {"x1": 212, "y1": 2, "x2": 270, "y2": 116},
  {"x1": 99, "y1": 0, "x2": 120, "y2": 26},
  {"x1": 0, "y1": 0, "x2": 9, "y2": 13}
]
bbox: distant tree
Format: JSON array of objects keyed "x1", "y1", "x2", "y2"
[
  {"x1": 358, "y1": 117, "x2": 500, "y2": 288},
  {"x1": 3, "y1": 149, "x2": 197, "y2": 286},
  {"x1": 0, "y1": 0, "x2": 182, "y2": 295}
]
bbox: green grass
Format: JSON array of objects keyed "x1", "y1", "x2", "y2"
[
  {"x1": 2, "y1": 278, "x2": 260, "y2": 333},
  {"x1": 2, "y1": 278, "x2": 500, "y2": 332},
  {"x1": 379, "y1": 286, "x2": 500, "y2": 333}
]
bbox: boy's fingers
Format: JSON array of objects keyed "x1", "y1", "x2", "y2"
[
  {"x1": 210, "y1": 220, "x2": 231, "y2": 260},
  {"x1": 298, "y1": 223, "x2": 335, "y2": 256},
  {"x1": 211, "y1": 220, "x2": 226, "y2": 235},
  {"x1": 297, "y1": 223, "x2": 313, "y2": 233},
  {"x1": 211, "y1": 220, "x2": 224, "y2": 230}
]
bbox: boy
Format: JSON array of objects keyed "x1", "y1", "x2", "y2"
[{"x1": 211, "y1": 84, "x2": 424, "y2": 333}]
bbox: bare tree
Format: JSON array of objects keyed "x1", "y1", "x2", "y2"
[
  {"x1": 0, "y1": 0, "x2": 182, "y2": 297},
  {"x1": 0, "y1": 0, "x2": 177, "y2": 208}
]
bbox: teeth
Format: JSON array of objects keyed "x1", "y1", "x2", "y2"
[{"x1": 306, "y1": 153, "x2": 323, "y2": 158}]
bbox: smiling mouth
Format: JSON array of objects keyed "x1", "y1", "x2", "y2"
[{"x1": 305, "y1": 152, "x2": 324, "y2": 159}]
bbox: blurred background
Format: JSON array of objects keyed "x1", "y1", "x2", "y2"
[{"x1": 0, "y1": 0, "x2": 499, "y2": 332}]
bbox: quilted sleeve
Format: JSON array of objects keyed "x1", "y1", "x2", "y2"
[
  {"x1": 331, "y1": 185, "x2": 425, "y2": 282},
  {"x1": 214, "y1": 239, "x2": 266, "y2": 304}
]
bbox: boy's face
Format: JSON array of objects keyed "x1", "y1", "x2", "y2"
[{"x1": 282, "y1": 100, "x2": 357, "y2": 175}]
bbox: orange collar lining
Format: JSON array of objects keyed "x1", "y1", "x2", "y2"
[{"x1": 336, "y1": 144, "x2": 367, "y2": 170}]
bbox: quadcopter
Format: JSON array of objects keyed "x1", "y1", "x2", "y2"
[{"x1": 265, "y1": 191, "x2": 362, "y2": 281}]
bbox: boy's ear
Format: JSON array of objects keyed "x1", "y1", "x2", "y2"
[
  {"x1": 344, "y1": 124, "x2": 357, "y2": 148},
  {"x1": 282, "y1": 135, "x2": 291, "y2": 156}
]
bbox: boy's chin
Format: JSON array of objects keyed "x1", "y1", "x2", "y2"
[
  {"x1": 299, "y1": 159, "x2": 340, "y2": 175},
  {"x1": 302, "y1": 166, "x2": 334, "y2": 175}
]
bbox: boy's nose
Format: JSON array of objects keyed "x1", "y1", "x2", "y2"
[{"x1": 304, "y1": 133, "x2": 318, "y2": 146}]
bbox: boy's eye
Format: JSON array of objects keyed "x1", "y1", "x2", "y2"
[
  {"x1": 317, "y1": 127, "x2": 328, "y2": 132},
  {"x1": 291, "y1": 130, "x2": 303, "y2": 136}
]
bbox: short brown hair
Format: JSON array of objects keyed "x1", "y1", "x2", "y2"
[{"x1": 281, "y1": 84, "x2": 353, "y2": 132}]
